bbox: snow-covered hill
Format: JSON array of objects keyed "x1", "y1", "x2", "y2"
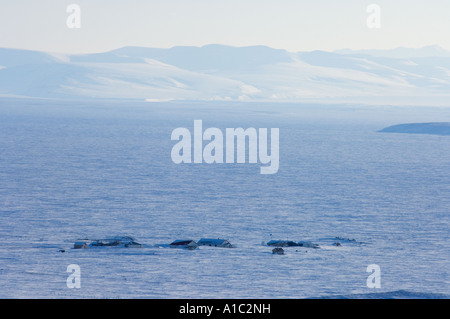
[{"x1": 1, "y1": 44, "x2": 450, "y2": 104}]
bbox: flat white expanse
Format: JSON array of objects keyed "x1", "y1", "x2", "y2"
[{"x1": 0, "y1": 99, "x2": 448, "y2": 298}]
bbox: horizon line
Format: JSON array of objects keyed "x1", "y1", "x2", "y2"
[{"x1": 1, "y1": 43, "x2": 449, "y2": 56}]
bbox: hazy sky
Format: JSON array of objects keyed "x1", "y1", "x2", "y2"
[{"x1": 1, "y1": 0, "x2": 449, "y2": 54}]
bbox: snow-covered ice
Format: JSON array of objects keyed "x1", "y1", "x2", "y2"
[{"x1": 0, "y1": 99, "x2": 449, "y2": 299}]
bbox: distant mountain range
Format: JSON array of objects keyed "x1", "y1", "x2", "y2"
[{"x1": 1, "y1": 44, "x2": 450, "y2": 105}]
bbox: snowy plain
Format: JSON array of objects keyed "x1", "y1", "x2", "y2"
[{"x1": 0, "y1": 99, "x2": 449, "y2": 299}]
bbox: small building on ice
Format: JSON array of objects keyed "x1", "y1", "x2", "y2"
[
  {"x1": 74, "y1": 242, "x2": 88, "y2": 249},
  {"x1": 169, "y1": 239, "x2": 198, "y2": 250},
  {"x1": 267, "y1": 240, "x2": 300, "y2": 247},
  {"x1": 198, "y1": 238, "x2": 234, "y2": 248},
  {"x1": 267, "y1": 240, "x2": 319, "y2": 249},
  {"x1": 73, "y1": 236, "x2": 142, "y2": 249}
]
